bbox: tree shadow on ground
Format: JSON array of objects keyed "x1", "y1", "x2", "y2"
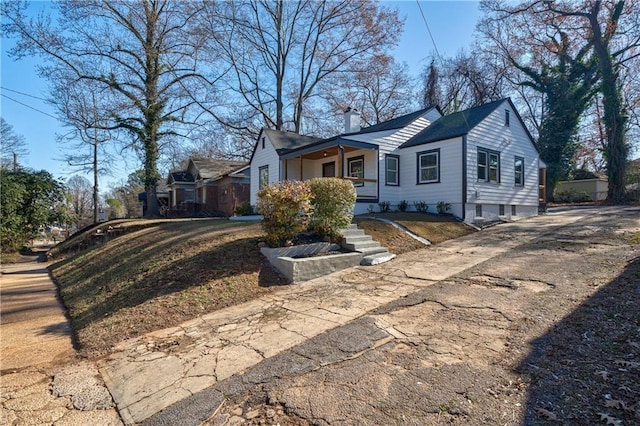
[
  {"x1": 518, "y1": 255, "x2": 640, "y2": 424},
  {"x1": 50, "y1": 223, "x2": 288, "y2": 355}
]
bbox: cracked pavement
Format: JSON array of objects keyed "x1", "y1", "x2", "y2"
[{"x1": 99, "y1": 206, "x2": 640, "y2": 425}]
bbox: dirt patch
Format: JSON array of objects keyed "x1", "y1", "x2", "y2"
[{"x1": 355, "y1": 212, "x2": 473, "y2": 253}]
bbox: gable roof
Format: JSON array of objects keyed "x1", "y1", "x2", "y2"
[
  {"x1": 262, "y1": 128, "x2": 322, "y2": 155},
  {"x1": 400, "y1": 99, "x2": 506, "y2": 149},
  {"x1": 349, "y1": 106, "x2": 441, "y2": 135},
  {"x1": 190, "y1": 159, "x2": 248, "y2": 180}
]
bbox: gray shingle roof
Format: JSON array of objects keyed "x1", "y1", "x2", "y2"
[
  {"x1": 190, "y1": 159, "x2": 248, "y2": 180},
  {"x1": 263, "y1": 128, "x2": 322, "y2": 154},
  {"x1": 351, "y1": 107, "x2": 440, "y2": 135},
  {"x1": 400, "y1": 99, "x2": 506, "y2": 149}
]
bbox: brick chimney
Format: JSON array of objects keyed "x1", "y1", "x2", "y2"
[{"x1": 344, "y1": 107, "x2": 361, "y2": 134}]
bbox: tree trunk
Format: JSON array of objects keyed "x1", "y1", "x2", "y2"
[{"x1": 589, "y1": 1, "x2": 628, "y2": 203}]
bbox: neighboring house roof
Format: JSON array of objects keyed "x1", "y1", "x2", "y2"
[
  {"x1": 169, "y1": 171, "x2": 195, "y2": 183},
  {"x1": 262, "y1": 128, "x2": 322, "y2": 155},
  {"x1": 190, "y1": 159, "x2": 248, "y2": 181},
  {"x1": 400, "y1": 99, "x2": 506, "y2": 148},
  {"x1": 348, "y1": 106, "x2": 441, "y2": 135}
]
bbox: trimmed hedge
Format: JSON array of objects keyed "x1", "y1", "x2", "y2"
[
  {"x1": 308, "y1": 178, "x2": 357, "y2": 241},
  {"x1": 256, "y1": 181, "x2": 312, "y2": 247}
]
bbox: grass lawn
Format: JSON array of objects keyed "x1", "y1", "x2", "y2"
[
  {"x1": 50, "y1": 214, "x2": 473, "y2": 357},
  {"x1": 50, "y1": 219, "x2": 286, "y2": 357}
]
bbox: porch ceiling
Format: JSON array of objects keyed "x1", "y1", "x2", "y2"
[
  {"x1": 302, "y1": 146, "x2": 360, "y2": 160},
  {"x1": 280, "y1": 138, "x2": 378, "y2": 160}
]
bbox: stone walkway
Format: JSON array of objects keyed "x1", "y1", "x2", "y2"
[{"x1": 99, "y1": 208, "x2": 597, "y2": 424}]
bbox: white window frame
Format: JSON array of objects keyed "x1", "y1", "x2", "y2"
[
  {"x1": 514, "y1": 156, "x2": 524, "y2": 186},
  {"x1": 385, "y1": 154, "x2": 399, "y2": 186},
  {"x1": 258, "y1": 165, "x2": 269, "y2": 190},
  {"x1": 478, "y1": 148, "x2": 500, "y2": 183},
  {"x1": 417, "y1": 149, "x2": 440, "y2": 184},
  {"x1": 348, "y1": 156, "x2": 364, "y2": 187}
]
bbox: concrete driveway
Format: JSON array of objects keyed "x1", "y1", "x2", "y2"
[{"x1": 1, "y1": 206, "x2": 638, "y2": 425}]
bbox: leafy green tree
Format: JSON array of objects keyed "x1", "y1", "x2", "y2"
[{"x1": 0, "y1": 168, "x2": 66, "y2": 251}]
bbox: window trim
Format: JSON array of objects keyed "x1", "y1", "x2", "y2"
[
  {"x1": 416, "y1": 149, "x2": 440, "y2": 185},
  {"x1": 385, "y1": 154, "x2": 400, "y2": 186},
  {"x1": 347, "y1": 155, "x2": 365, "y2": 187},
  {"x1": 477, "y1": 147, "x2": 500, "y2": 184},
  {"x1": 258, "y1": 165, "x2": 269, "y2": 190},
  {"x1": 514, "y1": 156, "x2": 525, "y2": 186}
]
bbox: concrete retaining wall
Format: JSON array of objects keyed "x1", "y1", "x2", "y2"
[{"x1": 261, "y1": 243, "x2": 362, "y2": 283}]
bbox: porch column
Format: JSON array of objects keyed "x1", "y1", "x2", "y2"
[
  {"x1": 338, "y1": 146, "x2": 344, "y2": 178},
  {"x1": 299, "y1": 156, "x2": 303, "y2": 180}
]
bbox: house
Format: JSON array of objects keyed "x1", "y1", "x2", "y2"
[
  {"x1": 249, "y1": 98, "x2": 546, "y2": 223},
  {"x1": 167, "y1": 158, "x2": 250, "y2": 216}
]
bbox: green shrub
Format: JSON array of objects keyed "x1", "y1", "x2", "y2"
[
  {"x1": 398, "y1": 200, "x2": 409, "y2": 212},
  {"x1": 234, "y1": 202, "x2": 254, "y2": 216},
  {"x1": 553, "y1": 188, "x2": 592, "y2": 203},
  {"x1": 308, "y1": 178, "x2": 357, "y2": 241},
  {"x1": 257, "y1": 180, "x2": 312, "y2": 247},
  {"x1": 378, "y1": 201, "x2": 391, "y2": 213},
  {"x1": 413, "y1": 201, "x2": 428, "y2": 213},
  {"x1": 436, "y1": 201, "x2": 451, "y2": 214}
]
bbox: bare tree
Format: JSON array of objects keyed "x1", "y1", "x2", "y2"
[
  {"x1": 320, "y1": 55, "x2": 416, "y2": 132},
  {"x1": 0, "y1": 118, "x2": 29, "y2": 170},
  {"x1": 199, "y1": 0, "x2": 403, "y2": 138},
  {"x1": 2, "y1": 0, "x2": 211, "y2": 217},
  {"x1": 65, "y1": 175, "x2": 93, "y2": 229},
  {"x1": 419, "y1": 50, "x2": 507, "y2": 114},
  {"x1": 51, "y1": 75, "x2": 117, "y2": 223},
  {"x1": 542, "y1": 0, "x2": 640, "y2": 202},
  {"x1": 479, "y1": 1, "x2": 600, "y2": 199}
]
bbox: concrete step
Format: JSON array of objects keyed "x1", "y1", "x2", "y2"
[
  {"x1": 344, "y1": 240, "x2": 382, "y2": 251},
  {"x1": 341, "y1": 228, "x2": 366, "y2": 238},
  {"x1": 361, "y1": 252, "x2": 396, "y2": 266},
  {"x1": 357, "y1": 246, "x2": 389, "y2": 256},
  {"x1": 341, "y1": 235, "x2": 372, "y2": 245}
]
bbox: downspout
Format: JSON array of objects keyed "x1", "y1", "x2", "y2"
[{"x1": 462, "y1": 135, "x2": 467, "y2": 221}]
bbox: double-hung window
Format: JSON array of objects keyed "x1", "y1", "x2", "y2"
[
  {"x1": 477, "y1": 148, "x2": 500, "y2": 183},
  {"x1": 385, "y1": 154, "x2": 399, "y2": 186},
  {"x1": 514, "y1": 156, "x2": 524, "y2": 186},
  {"x1": 417, "y1": 149, "x2": 439, "y2": 184}
]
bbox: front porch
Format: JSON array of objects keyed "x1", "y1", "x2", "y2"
[{"x1": 280, "y1": 138, "x2": 379, "y2": 202}]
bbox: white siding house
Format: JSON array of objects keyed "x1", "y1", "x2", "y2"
[{"x1": 248, "y1": 99, "x2": 545, "y2": 223}]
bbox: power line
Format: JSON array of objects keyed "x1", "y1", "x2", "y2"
[
  {"x1": 1, "y1": 86, "x2": 48, "y2": 101},
  {"x1": 1, "y1": 94, "x2": 58, "y2": 120},
  {"x1": 416, "y1": 0, "x2": 444, "y2": 67}
]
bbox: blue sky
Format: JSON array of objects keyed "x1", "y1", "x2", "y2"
[{"x1": 0, "y1": 1, "x2": 482, "y2": 190}]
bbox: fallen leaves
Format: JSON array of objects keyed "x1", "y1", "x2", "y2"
[
  {"x1": 535, "y1": 407, "x2": 557, "y2": 420},
  {"x1": 597, "y1": 412, "x2": 623, "y2": 425}
]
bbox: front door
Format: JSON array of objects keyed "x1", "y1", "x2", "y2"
[{"x1": 322, "y1": 161, "x2": 335, "y2": 177}]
